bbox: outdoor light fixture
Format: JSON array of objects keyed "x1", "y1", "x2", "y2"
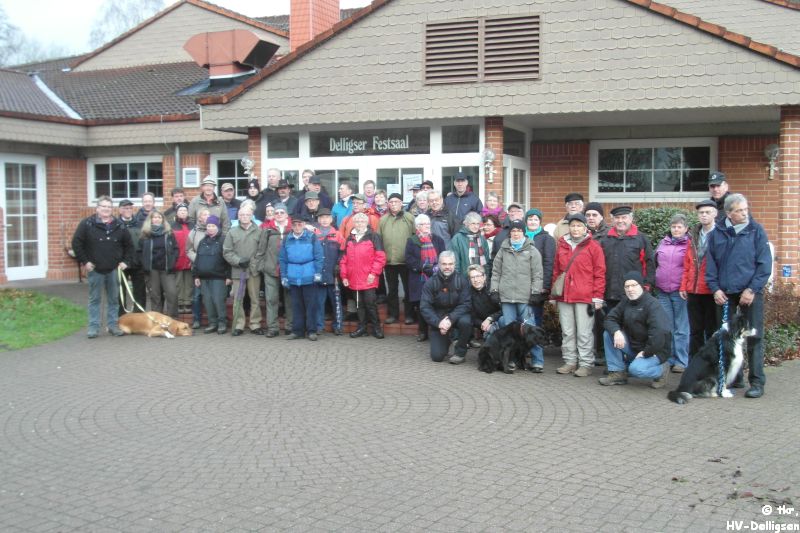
[
  {"x1": 241, "y1": 156, "x2": 257, "y2": 181},
  {"x1": 764, "y1": 144, "x2": 779, "y2": 180},
  {"x1": 483, "y1": 146, "x2": 496, "y2": 184}
]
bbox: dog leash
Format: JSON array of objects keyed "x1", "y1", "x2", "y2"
[
  {"x1": 717, "y1": 302, "x2": 728, "y2": 397},
  {"x1": 117, "y1": 266, "x2": 172, "y2": 329}
]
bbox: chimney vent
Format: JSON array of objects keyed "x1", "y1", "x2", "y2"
[
  {"x1": 290, "y1": 0, "x2": 340, "y2": 52},
  {"x1": 184, "y1": 29, "x2": 279, "y2": 78}
]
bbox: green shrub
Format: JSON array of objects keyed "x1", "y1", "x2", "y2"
[
  {"x1": 763, "y1": 282, "x2": 800, "y2": 365},
  {"x1": 633, "y1": 206, "x2": 699, "y2": 248}
]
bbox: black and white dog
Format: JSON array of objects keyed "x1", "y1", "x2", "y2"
[
  {"x1": 477, "y1": 320, "x2": 547, "y2": 374},
  {"x1": 667, "y1": 311, "x2": 757, "y2": 404}
]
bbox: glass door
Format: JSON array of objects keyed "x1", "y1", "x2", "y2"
[{"x1": 1, "y1": 157, "x2": 47, "y2": 280}]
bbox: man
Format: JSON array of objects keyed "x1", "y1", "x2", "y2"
[
  {"x1": 189, "y1": 176, "x2": 231, "y2": 234},
  {"x1": 708, "y1": 171, "x2": 731, "y2": 223},
  {"x1": 260, "y1": 167, "x2": 283, "y2": 207},
  {"x1": 584, "y1": 202, "x2": 608, "y2": 239},
  {"x1": 553, "y1": 193, "x2": 585, "y2": 241},
  {"x1": 117, "y1": 199, "x2": 146, "y2": 315},
  {"x1": 163, "y1": 188, "x2": 186, "y2": 224},
  {"x1": 220, "y1": 182, "x2": 241, "y2": 222},
  {"x1": 314, "y1": 208, "x2": 344, "y2": 336},
  {"x1": 491, "y1": 202, "x2": 525, "y2": 258},
  {"x1": 599, "y1": 206, "x2": 654, "y2": 312},
  {"x1": 294, "y1": 169, "x2": 316, "y2": 197},
  {"x1": 294, "y1": 190, "x2": 323, "y2": 226},
  {"x1": 600, "y1": 271, "x2": 671, "y2": 388},
  {"x1": 275, "y1": 179, "x2": 297, "y2": 214},
  {"x1": 405, "y1": 183, "x2": 422, "y2": 213},
  {"x1": 445, "y1": 171, "x2": 483, "y2": 226},
  {"x1": 280, "y1": 216, "x2": 323, "y2": 341},
  {"x1": 294, "y1": 175, "x2": 333, "y2": 213},
  {"x1": 332, "y1": 181, "x2": 354, "y2": 227},
  {"x1": 679, "y1": 199, "x2": 718, "y2": 359},
  {"x1": 223, "y1": 204, "x2": 263, "y2": 336},
  {"x1": 378, "y1": 193, "x2": 416, "y2": 325},
  {"x1": 420, "y1": 180, "x2": 434, "y2": 192},
  {"x1": 255, "y1": 203, "x2": 293, "y2": 337},
  {"x1": 363, "y1": 179, "x2": 376, "y2": 207},
  {"x1": 705, "y1": 194, "x2": 772, "y2": 399},
  {"x1": 427, "y1": 190, "x2": 457, "y2": 249},
  {"x1": 419, "y1": 251, "x2": 473, "y2": 364},
  {"x1": 72, "y1": 195, "x2": 133, "y2": 338},
  {"x1": 339, "y1": 193, "x2": 379, "y2": 238},
  {"x1": 134, "y1": 191, "x2": 156, "y2": 227}
]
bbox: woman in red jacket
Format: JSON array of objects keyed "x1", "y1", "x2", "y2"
[
  {"x1": 551, "y1": 213, "x2": 606, "y2": 377},
  {"x1": 340, "y1": 212, "x2": 387, "y2": 339}
]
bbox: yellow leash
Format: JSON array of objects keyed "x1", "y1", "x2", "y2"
[{"x1": 117, "y1": 267, "x2": 168, "y2": 328}]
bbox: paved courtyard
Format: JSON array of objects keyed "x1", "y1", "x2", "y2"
[{"x1": 0, "y1": 282, "x2": 798, "y2": 532}]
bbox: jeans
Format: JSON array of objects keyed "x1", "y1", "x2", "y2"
[
  {"x1": 716, "y1": 292, "x2": 766, "y2": 387},
  {"x1": 200, "y1": 279, "x2": 227, "y2": 327},
  {"x1": 290, "y1": 284, "x2": 318, "y2": 336},
  {"x1": 429, "y1": 314, "x2": 472, "y2": 362},
  {"x1": 88, "y1": 269, "x2": 120, "y2": 330},
  {"x1": 191, "y1": 285, "x2": 203, "y2": 323},
  {"x1": 316, "y1": 283, "x2": 343, "y2": 332},
  {"x1": 603, "y1": 331, "x2": 664, "y2": 379},
  {"x1": 528, "y1": 303, "x2": 545, "y2": 367},
  {"x1": 657, "y1": 290, "x2": 689, "y2": 368}
]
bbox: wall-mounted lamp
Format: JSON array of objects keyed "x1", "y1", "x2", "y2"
[
  {"x1": 764, "y1": 144, "x2": 779, "y2": 180},
  {"x1": 482, "y1": 146, "x2": 496, "y2": 184}
]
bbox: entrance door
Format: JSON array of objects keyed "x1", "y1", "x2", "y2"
[{"x1": 1, "y1": 157, "x2": 47, "y2": 280}]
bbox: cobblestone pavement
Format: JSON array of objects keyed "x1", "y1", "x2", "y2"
[{"x1": 1, "y1": 282, "x2": 798, "y2": 532}]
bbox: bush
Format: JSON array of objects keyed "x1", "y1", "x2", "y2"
[
  {"x1": 763, "y1": 282, "x2": 800, "y2": 365},
  {"x1": 633, "y1": 206, "x2": 698, "y2": 248}
]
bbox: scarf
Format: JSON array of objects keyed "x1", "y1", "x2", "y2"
[
  {"x1": 418, "y1": 233, "x2": 437, "y2": 281},
  {"x1": 467, "y1": 233, "x2": 487, "y2": 267},
  {"x1": 483, "y1": 226, "x2": 501, "y2": 240},
  {"x1": 481, "y1": 205, "x2": 505, "y2": 218},
  {"x1": 525, "y1": 227, "x2": 542, "y2": 240},
  {"x1": 150, "y1": 224, "x2": 164, "y2": 237}
]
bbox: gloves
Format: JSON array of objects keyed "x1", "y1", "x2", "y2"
[
  {"x1": 239, "y1": 259, "x2": 250, "y2": 269},
  {"x1": 422, "y1": 264, "x2": 434, "y2": 277},
  {"x1": 313, "y1": 273, "x2": 322, "y2": 283},
  {"x1": 281, "y1": 278, "x2": 289, "y2": 288},
  {"x1": 529, "y1": 293, "x2": 546, "y2": 306}
]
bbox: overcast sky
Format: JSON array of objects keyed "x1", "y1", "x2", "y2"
[{"x1": 4, "y1": 0, "x2": 370, "y2": 55}]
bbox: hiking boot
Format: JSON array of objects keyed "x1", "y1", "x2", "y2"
[
  {"x1": 671, "y1": 365, "x2": 685, "y2": 374},
  {"x1": 372, "y1": 326, "x2": 384, "y2": 339},
  {"x1": 204, "y1": 325, "x2": 218, "y2": 334},
  {"x1": 350, "y1": 326, "x2": 367, "y2": 338},
  {"x1": 449, "y1": 354, "x2": 465, "y2": 365},
  {"x1": 108, "y1": 325, "x2": 125, "y2": 337},
  {"x1": 87, "y1": 327, "x2": 99, "y2": 339},
  {"x1": 287, "y1": 333, "x2": 303, "y2": 340},
  {"x1": 333, "y1": 328, "x2": 343, "y2": 336},
  {"x1": 745, "y1": 385, "x2": 763, "y2": 398},
  {"x1": 530, "y1": 366, "x2": 543, "y2": 373},
  {"x1": 599, "y1": 371, "x2": 628, "y2": 386},
  {"x1": 573, "y1": 366, "x2": 592, "y2": 377},
  {"x1": 307, "y1": 333, "x2": 318, "y2": 341},
  {"x1": 650, "y1": 363, "x2": 669, "y2": 389},
  {"x1": 384, "y1": 316, "x2": 397, "y2": 325},
  {"x1": 557, "y1": 363, "x2": 577, "y2": 374},
  {"x1": 217, "y1": 327, "x2": 227, "y2": 335},
  {"x1": 192, "y1": 320, "x2": 201, "y2": 330}
]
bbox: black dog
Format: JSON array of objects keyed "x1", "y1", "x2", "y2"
[
  {"x1": 478, "y1": 321, "x2": 547, "y2": 374},
  {"x1": 667, "y1": 311, "x2": 756, "y2": 404}
]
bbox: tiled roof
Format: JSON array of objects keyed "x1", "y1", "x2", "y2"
[
  {"x1": 0, "y1": 69, "x2": 72, "y2": 118},
  {"x1": 255, "y1": 7, "x2": 362, "y2": 32}
]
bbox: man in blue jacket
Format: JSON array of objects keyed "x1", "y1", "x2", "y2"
[
  {"x1": 705, "y1": 193, "x2": 772, "y2": 399},
  {"x1": 280, "y1": 217, "x2": 324, "y2": 341}
]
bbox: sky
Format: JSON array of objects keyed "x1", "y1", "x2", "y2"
[{"x1": 3, "y1": 0, "x2": 371, "y2": 55}]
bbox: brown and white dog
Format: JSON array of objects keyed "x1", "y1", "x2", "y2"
[{"x1": 118, "y1": 312, "x2": 193, "y2": 338}]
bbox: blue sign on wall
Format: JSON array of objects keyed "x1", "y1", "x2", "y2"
[{"x1": 782, "y1": 265, "x2": 792, "y2": 278}]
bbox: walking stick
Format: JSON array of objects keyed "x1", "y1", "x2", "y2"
[{"x1": 232, "y1": 269, "x2": 248, "y2": 330}]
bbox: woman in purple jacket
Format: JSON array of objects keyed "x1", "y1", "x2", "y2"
[{"x1": 655, "y1": 213, "x2": 691, "y2": 372}]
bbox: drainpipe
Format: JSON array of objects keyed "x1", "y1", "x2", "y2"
[{"x1": 174, "y1": 144, "x2": 182, "y2": 189}]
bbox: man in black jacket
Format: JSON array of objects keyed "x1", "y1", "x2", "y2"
[
  {"x1": 599, "y1": 206, "x2": 654, "y2": 312},
  {"x1": 117, "y1": 199, "x2": 146, "y2": 315},
  {"x1": 72, "y1": 195, "x2": 134, "y2": 338},
  {"x1": 420, "y1": 251, "x2": 472, "y2": 364},
  {"x1": 600, "y1": 271, "x2": 671, "y2": 388}
]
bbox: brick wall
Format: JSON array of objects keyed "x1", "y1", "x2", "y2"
[
  {"x1": 248, "y1": 127, "x2": 262, "y2": 185},
  {"x1": 530, "y1": 142, "x2": 593, "y2": 225},
  {"x1": 290, "y1": 0, "x2": 340, "y2": 53},
  {"x1": 484, "y1": 117, "x2": 504, "y2": 200},
  {"x1": 46, "y1": 157, "x2": 90, "y2": 281},
  {"x1": 777, "y1": 106, "x2": 800, "y2": 283},
  {"x1": 163, "y1": 152, "x2": 211, "y2": 203}
]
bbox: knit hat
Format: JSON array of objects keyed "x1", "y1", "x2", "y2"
[
  {"x1": 624, "y1": 271, "x2": 644, "y2": 287},
  {"x1": 206, "y1": 215, "x2": 220, "y2": 226},
  {"x1": 584, "y1": 202, "x2": 604, "y2": 216},
  {"x1": 566, "y1": 213, "x2": 588, "y2": 226},
  {"x1": 508, "y1": 220, "x2": 525, "y2": 232},
  {"x1": 525, "y1": 208, "x2": 543, "y2": 221}
]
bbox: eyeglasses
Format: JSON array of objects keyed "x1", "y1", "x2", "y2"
[{"x1": 469, "y1": 274, "x2": 485, "y2": 280}]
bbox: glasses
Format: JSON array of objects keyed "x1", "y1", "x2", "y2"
[{"x1": 469, "y1": 274, "x2": 485, "y2": 280}]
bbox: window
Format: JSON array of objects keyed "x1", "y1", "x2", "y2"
[
  {"x1": 591, "y1": 138, "x2": 716, "y2": 201},
  {"x1": 267, "y1": 132, "x2": 299, "y2": 158},
  {"x1": 503, "y1": 128, "x2": 526, "y2": 158},
  {"x1": 216, "y1": 158, "x2": 248, "y2": 196},
  {"x1": 510, "y1": 168, "x2": 527, "y2": 208},
  {"x1": 442, "y1": 125, "x2": 479, "y2": 153},
  {"x1": 378, "y1": 168, "x2": 423, "y2": 203},
  {"x1": 442, "y1": 166, "x2": 480, "y2": 195},
  {"x1": 314, "y1": 169, "x2": 359, "y2": 196},
  {"x1": 425, "y1": 15, "x2": 540, "y2": 84},
  {"x1": 93, "y1": 160, "x2": 163, "y2": 200}
]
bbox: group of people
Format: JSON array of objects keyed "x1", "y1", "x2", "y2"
[{"x1": 72, "y1": 169, "x2": 771, "y2": 398}]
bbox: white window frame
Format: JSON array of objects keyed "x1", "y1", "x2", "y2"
[
  {"x1": 502, "y1": 121, "x2": 530, "y2": 209},
  {"x1": 589, "y1": 137, "x2": 717, "y2": 204},
  {"x1": 87, "y1": 156, "x2": 164, "y2": 206},
  {"x1": 211, "y1": 153, "x2": 248, "y2": 196}
]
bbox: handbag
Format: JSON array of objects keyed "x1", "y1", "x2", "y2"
[{"x1": 551, "y1": 246, "x2": 586, "y2": 298}]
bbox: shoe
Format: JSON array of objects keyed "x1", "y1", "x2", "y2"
[
  {"x1": 287, "y1": 333, "x2": 303, "y2": 340},
  {"x1": 350, "y1": 326, "x2": 367, "y2": 338},
  {"x1": 508, "y1": 361, "x2": 516, "y2": 371},
  {"x1": 404, "y1": 317, "x2": 415, "y2": 325},
  {"x1": 265, "y1": 330, "x2": 278, "y2": 338},
  {"x1": 217, "y1": 327, "x2": 227, "y2": 335},
  {"x1": 651, "y1": 363, "x2": 669, "y2": 389},
  {"x1": 745, "y1": 385, "x2": 764, "y2": 398},
  {"x1": 574, "y1": 366, "x2": 592, "y2": 377},
  {"x1": 671, "y1": 365, "x2": 685, "y2": 374},
  {"x1": 530, "y1": 366, "x2": 543, "y2": 374},
  {"x1": 416, "y1": 333, "x2": 428, "y2": 342},
  {"x1": 599, "y1": 371, "x2": 628, "y2": 386},
  {"x1": 384, "y1": 316, "x2": 397, "y2": 325},
  {"x1": 372, "y1": 327, "x2": 385, "y2": 339},
  {"x1": 449, "y1": 354, "x2": 465, "y2": 365},
  {"x1": 192, "y1": 320, "x2": 201, "y2": 330},
  {"x1": 204, "y1": 326, "x2": 218, "y2": 334},
  {"x1": 108, "y1": 325, "x2": 124, "y2": 337},
  {"x1": 469, "y1": 339, "x2": 483, "y2": 348},
  {"x1": 251, "y1": 328, "x2": 264, "y2": 336},
  {"x1": 87, "y1": 327, "x2": 99, "y2": 339},
  {"x1": 334, "y1": 329, "x2": 343, "y2": 336},
  {"x1": 557, "y1": 363, "x2": 577, "y2": 375},
  {"x1": 308, "y1": 333, "x2": 318, "y2": 341},
  {"x1": 232, "y1": 329, "x2": 244, "y2": 337}
]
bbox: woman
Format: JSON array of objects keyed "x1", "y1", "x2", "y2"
[
  {"x1": 263, "y1": 204, "x2": 276, "y2": 226},
  {"x1": 186, "y1": 207, "x2": 210, "y2": 328},
  {"x1": 449, "y1": 211, "x2": 491, "y2": 276},
  {"x1": 552, "y1": 213, "x2": 606, "y2": 377},
  {"x1": 409, "y1": 191, "x2": 429, "y2": 217},
  {"x1": 192, "y1": 215, "x2": 231, "y2": 334},
  {"x1": 481, "y1": 214, "x2": 501, "y2": 250},
  {"x1": 525, "y1": 208, "x2": 556, "y2": 369},
  {"x1": 481, "y1": 191, "x2": 507, "y2": 223},
  {"x1": 490, "y1": 219, "x2": 545, "y2": 371},
  {"x1": 139, "y1": 210, "x2": 180, "y2": 317},
  {"x1": 405, "y1": 214, "x2": 445, "y2": 341},
  {"x1": 373, "y1": 190, "x2": 388, "y2": 216},
  {"x1": 172, "y1": 203, "x2": 194, "y2": 318},
  {"x1": 340, "y1": 212, "x2": 387, "y2": 339},
  {"x1": 467, "y1": 263, "x2": 502, "y2": 342},
  {"x1": 655, "y1": 213, "x2": 691, "y2": 372}
]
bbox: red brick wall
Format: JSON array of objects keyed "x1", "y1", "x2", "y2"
[
  {"x1": 163, "y1": 153, "x2": 211, "y2": 204},
  {"x1": 46, "y1": 158, "x2": 90, "y2": 280},
  {"x1": 248, "y1": 127, "x2": 262, "y2": 185},
  {"x1": 530, "y1": 142, "x2": 592, "y2": 224},
  {"x1": 484, "y1": 117, "x2": 504, "y2": 200},
  {"x1": 777, "y1": 106, "x2": 800, "y2": 283},
  {"x1": 290, "y1": 0, "x2": 340, "y2": 52}
]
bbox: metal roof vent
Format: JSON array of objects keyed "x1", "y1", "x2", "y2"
[{"x1": 184, "y1": 29, "x2": 279, "y2": 79}]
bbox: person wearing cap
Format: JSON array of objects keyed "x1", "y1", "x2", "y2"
[
  {"x1": 223, "y1": 203, "x2": 263, "y2": 336},
  {"x1": 117, "y1": 198, "x2": 147, "y2": 316},
  {"x1": 294, "y1": 174, "x2": 333, "y2": 215},
  {"x1": 490, "y1": 218, "x2": 545, "y2": 370},
  {"x1": 707, "y1": 171, "x2": 731, "y2": 223},
  {"x1": 163, "y1": 188, "x2": 186, "y2": 225},
  {"x1": 420, "y1": 250, "x2": 472, "y2": 363},
  {"x1": 405, "y1": 182, "x2": 423, "y2": 214},
  {"x1": 255, "y1": 203, "x2": 293, "y2": 337},
  {"x1": 332, "y1": 182, "x2": 354, "y2": 227},
  {"x1": 405, "y1": 213, "x2": 447, "y2": 341},
  {"x1": 295, "y1": 169, "x2": 331, "y2": 200},
  {"x1": 654, "y1": 213, "x2": 691, "y2": 373},
  {"x1": 445, "y1": 171, "x2": 483, "y2": 227},
  {"x1": 450, "y1": 211, "x2": 492, "y2": 277},
  {"x1": 379, "y1": 192, "x2": 416, "y2": 325},
  {"x1": 313, "y1": 207, "x2": 345, "y2": 336},
  {"x1": 525, "y1": 208, "x2": 556, "y2": 369},
  {"x1": 280, "y1": 216, "x2": 324, "y2": 341},
  {"x1": 292, "y1": 190, "x2": 322, "y2": 226},
  {"x1": 220, "y1": 182, "x2": 241, "y2": 222},
  {"x1": 134, "y1": 192, "x2": 156, "y2": 228},
  {"x1": 427, "y1": 190, "x2": 457, "y2": 249},
  {"x1": 490, "y1": 201, "x2": 525, "y2": 258},
  {"x1": 275, "y1": 178, "x2": 297, "y2": 214},
  {"x1": 192, "y1": 215, "x2": 231, "y2": 334},
  {"x1": 600, "y1": 271, "x2": 671, "y2": 387},
  {"x1": 599, "y1": 205, "x2": 654, "y2": 314},
  {"x1": 552, "y1": 213, "x2": 606, "y2": 376},
  {"x1": 705, "y1": 193, "x2": 772, "y2": 399},
  {"x1": 481, "y1": 191, "x2": 507, "y2": 224},
  {"x1": 338, "y1": 193, "x2": 379, "y2": 239},
  {"x1": 679, "y1": 199, "x2": 719, "y2": 358},
  {"x1": 553, "y1": 193, "x2": 585, "y2": 241},
  {"x1": 584, "y1": 202, "x2": 608, "y2": 239},
  {"x1": 171, "y1": 203, "x2": 195, "y2": 320},
  {"x1": 189, "y1": 176, "x2": 231, "y2": 234}
]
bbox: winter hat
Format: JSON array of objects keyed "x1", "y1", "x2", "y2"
[
  {"x1": 584, "y1": 202, "x2": 604, "y2": 216},
  {"x1": 206, "y1": 215, "x2": 220, "y2": 226},
  {"x1": 525, "y1": 208, "x2": 543, "y2": 221},
  {"x1": 624, "y1": 271, "x2": 644, "y2": 287}
]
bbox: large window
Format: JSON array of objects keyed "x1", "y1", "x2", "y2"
[
  {"x1": 591, "y1": 138, "x2": 716, "y2": 201},
  {"x1": 314, "y1": 169, "x2": 359, "y2": 197},
  {"x1": 215, "y1": 158, "x2": 248, "y2": 196},
  {"x1": 93, "y1": 160, "x2": 163, "y2": 201},
  {"x1": 377, "y1": 168, "x2": 424, "y2": 203}
]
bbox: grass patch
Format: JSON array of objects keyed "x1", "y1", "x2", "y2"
[{"x1": 0, "y1": 289, "x2": 85, "y2": 351}]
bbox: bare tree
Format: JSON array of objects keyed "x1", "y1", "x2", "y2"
[
  {"x1": 89, "y1": 0, "x2": 165, "y2": 49},
  {"x1": 0, "y1": 6, "x2": 71, "y2": 67}
]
